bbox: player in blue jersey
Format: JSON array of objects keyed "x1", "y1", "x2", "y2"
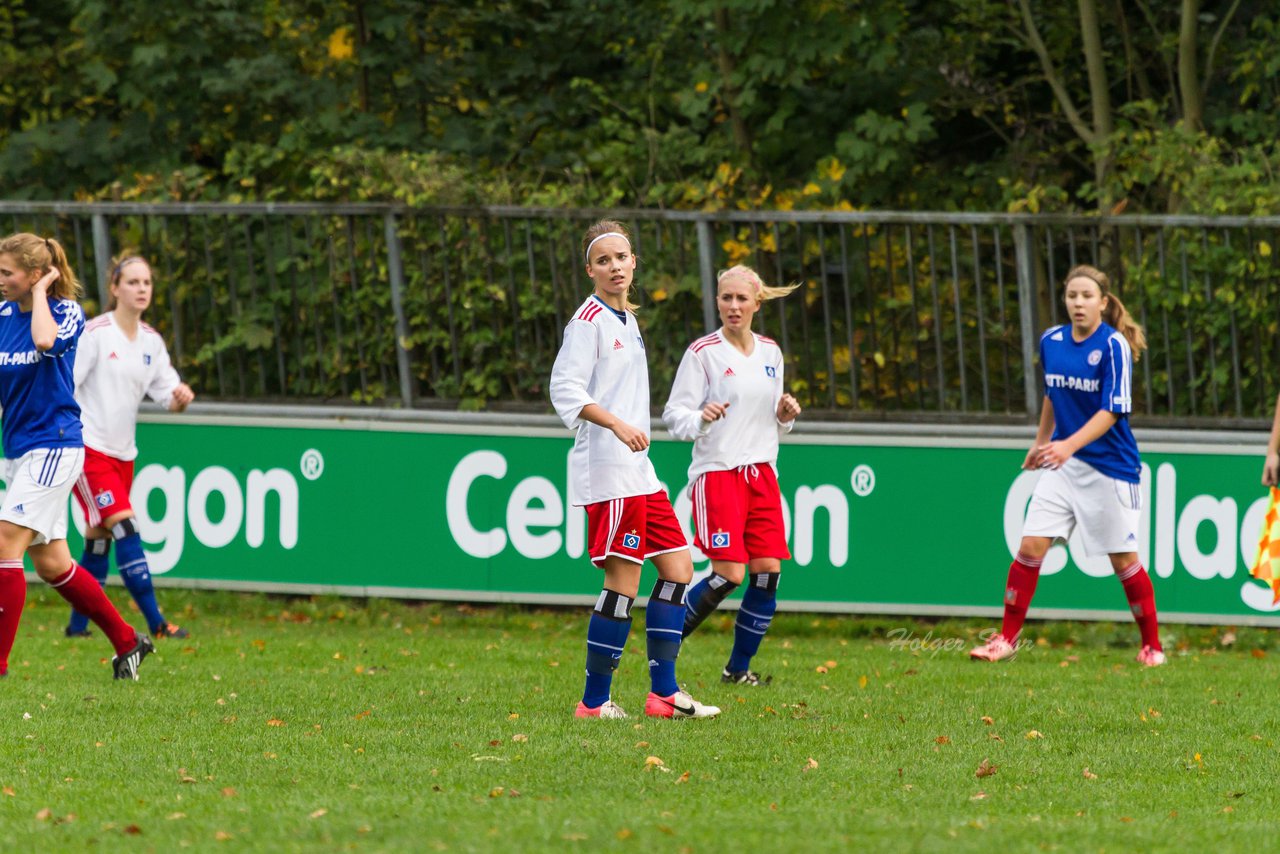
[
  {"x1": 550, "y1": 220, "x2": 719, "y2": 720},
  {"x1": 0, "y1": 233, "x2": 153, "y2": 680},
  {"x1": 971, "y1": 264, "x2": 1165, "y2": 666}
]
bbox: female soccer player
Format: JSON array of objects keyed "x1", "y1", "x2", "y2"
[
  {"x1": 66, "y1": 255, "x2": 195, "y2": 640},
  {"x1": 0, "y1": 233, "x2": 153, "y2": 680},
  {"x1": 1262, "y1": 391, "x2": 1279, "y2": 487},
  {"x1": 550, "y1": 220, "x2": 719, "y2": 720},
  {"x1": 663, "y1": 265, "x2": 801, "y2": 685},
  {"x1": 970, "y1": 264, "x2": 1164, "y2": 666}
]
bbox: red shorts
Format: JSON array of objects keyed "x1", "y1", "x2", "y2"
[
  {"x1": 586, "y1": 490, "x2": 689, "y2": 567},
  {"x1": 72, "y1": 447, "x2": 134, "y2": 528},
  {"x1": 691, "y1": 465, "x2": 790, "y2": 563}
]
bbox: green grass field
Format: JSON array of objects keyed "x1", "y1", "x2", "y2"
[{"x1": 2, "y1": 586, "x2": 1278, "y2": 852}]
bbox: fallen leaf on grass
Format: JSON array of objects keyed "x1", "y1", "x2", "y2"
[
  {"x1": 35, "y1": 808, "x2": 52, "y2": 821},
  {"x1": 1252, "y1": 649, "x2": 1266, "y2": 659},
  {"x1": 975, "y1": 759, "x2": 997, "y2": 778},
  {"x1": 309, "y1": 809, "x2": 327, "y2": 819},
  {"x1": 1083, "y1": 768, "x2": 1098, "y2": 779},
  {"x1": 970, "y1": 792, "x2": 987, "y2": 801},
  {"x1": 981, "y1": 716, "x2": 994, "y2": 725},
  {"x1": 2, "y1": 787, "x2": 13, "y2": 796},
  {"x1": 512, "y1": 734, "x2": 528, "y2": 743},
  {"x1": 1222, "y1": 806, "x2": 1234, "y2": 814},
  {"x1": 267, "y1": 719, "x2": 285, "y2": 727},
  {"x1": 935, "y1": 736, "x2": 951, "y2": 745},
  {"x1": 803, "y1": 757, "x2": 819, "y2": 772},
  {"x1": 123, "y1": 824, "x2": 142, "y2": 835},
  {"x1": 616, "y1": 829, "x2": 633, "y2": 840},
  {"x1": 815, "y1": 666, "x2": 828, "y2": 674},
  {"x1": 1025, "y1": 730, "x2": 1044, "y2": 740},
  {"x1": 675, "y1": 771, "x2": 691, "y2": 784},
  {"x1": 858, "y1": 675, "x2": 868, "y2": 689},
  {"x1": 1227, "y1": 791, "x2": 1245, "y2": 798},
  {"x1": 167, "y1": 812, "x2": 186, "y2": 820},
  {"x1": 488, "y1": 787, "x2": 504, "y2": 798},
  {"x1": 507, "y1": 713, "x2": 519, "y2": 720},
  {"x1": 215, "y1": 830, "x2": 234, "y2": 840}
]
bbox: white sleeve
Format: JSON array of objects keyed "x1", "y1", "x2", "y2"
[
  {"x1": 774, "y1": 353, "x2": 795, "y2": 435},
  {"x1": 144, "y1": 339, "x2": 182, "y2": 407},
  {"x1": 662, "y1": 348, "x2": 712, "y2": 441},
  {"x1": 73, "y1": 326, "x2": 99, "y2": 390},
  {"x1": 549, "y1": 320, "x2": 598, "y2": 430}
]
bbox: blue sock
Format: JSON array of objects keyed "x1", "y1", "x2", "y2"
[
  {"x1": 646, "y1": 580, "x2": 687, "y2": 697},
  {"x1": 682, "y1": 572, "x2": 738, "y2": 637},
  {"x1": 728, "y1": 572, "x2": 779, "y2": 673},
  {"x1": 583, "y1": 590, "x2": 633, "y2": 708},
  {"x1": 68, "y1": 538, "x2": 110, "y2": 634},
  {"x1": 114, "y1": 528, "x2": 166, "y2": 632}
]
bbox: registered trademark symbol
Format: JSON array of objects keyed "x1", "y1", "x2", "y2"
[
  {"x1": 850, "y1": 464, "x2": 876, "y2": 497},
  {"x1": 300, "y1": 449, "x2": 325, "y2": 481}
]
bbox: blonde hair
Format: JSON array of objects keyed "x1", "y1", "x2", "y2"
[
  {"x1": 0, "y1": 233, "x2": 82, "y2": 301},
  {"x1": 106, "y1": 252, "x2": 151, "y2": 311},
  {"x1": 717, "y1": 264, "x2": 800, "y2": 302},
  {"x1": 580, "y1": 219, "x2": 639, "y2": 313},
  {"x1": 1063, "y1": 264, "x2": 1147, "y2": 361}
]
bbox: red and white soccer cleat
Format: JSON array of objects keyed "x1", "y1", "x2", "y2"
[
  {"x1": 644, "y1": 690, "x2": 721, "y2": 719},
  {"x1": 969, "y1": 633, "x2": 1016, "y2": 662},
  {"x1": 1135, "y1": 645, "x2": 1167, "y2": 667},
  {"x1": 574, "y1": 699, "x2": 628, "y2": 719}
]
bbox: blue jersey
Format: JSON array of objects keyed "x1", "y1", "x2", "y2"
[
  {"x1": 1039, "y1": 322, "x2": 1140, "y2": 483},
  {"x1": 0, "y1": 298, "x2": 85, "y2": 458}
]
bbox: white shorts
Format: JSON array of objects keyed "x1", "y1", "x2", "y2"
[
  {"x1": 0, "y1": 447, "x2": 85, "y2": 546},
  {"x1": 1021, "y1": 457, "x2": 1141, "y2": 556}
]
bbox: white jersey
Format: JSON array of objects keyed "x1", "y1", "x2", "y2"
[
  {"x1": 549, "y1": 295, "x2": 661, "y2": 506},
  {"x1": 663, "y1": 329, "x2": 794, "y2": 481},
  {"x1": 74, "y1": 312, "x2": 182, "y2": 461}
]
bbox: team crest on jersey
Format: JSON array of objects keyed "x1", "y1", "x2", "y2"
[
  {"x1": 1087, "y1": 349, "x2": 1102, "y2": 366},
  {"x1": 144, "y1": 353, "x2": 152, "y2": 365},
  {"x1": 95, "y1": 490, "x2": 115, "y2": 508},
  {"x1": 622, "y1": 531, "x2": 640, "y2": 550},
  {"x1": 765, "y1": 365, "x2": 776, "y2": 378},
  {"x1": 711, "y1": 531, "x2": 731, "y2": 549}
]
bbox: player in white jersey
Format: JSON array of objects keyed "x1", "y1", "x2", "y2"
[
  {"x1": 663, "y1": 265, "x2": 801, "y2": 685},
  {"x1": 67, "y1": 255, "x2": 195, "y2": 640},
  {"x1": 550, "y1": 220, "x2": 719, "y2": 720},
  {"x1": 971, "y1": 264, "x2": 1165, "y2": 666}
]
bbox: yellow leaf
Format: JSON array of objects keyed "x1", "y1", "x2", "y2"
[
  {"x1": 858, "y1": 675, "x2": 868, "y2": 689},
  {"x1": 873, "y1": 352, "x2": 886, "y2": 368},
  {"x1": 1083, "y1": 768, "x2": 1098, "y2": 779},
  {"x1": 1259, "y1": 241, "x2": 1272, "y2": 258},
  {"x1": 489, "y1": 787, "x2": 505, "y2": 798},
  {"x1": 695, "y1": 81, "x2": 709, "y2": 93},
  {"x1": 644, "y1": 756, "x2": 665, "y2": 770},
  {"x1": 267, "y1": 718, "x2": 285, "y2": 727},
  {"x1": 1026, "y1": 730, "x2": 1044, "y2": 740},
  {"x1": 328, "y1": 28, "x2": 354, "y2": 61},
  {"x1": 803, "y1": 757, "x2": 819, "y2": 771},
  {"x1": 309, "y1": 808, "x2": 327, "y2": 819}
]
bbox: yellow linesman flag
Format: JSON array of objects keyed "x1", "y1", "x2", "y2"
[{"x1": 1251, "y1": 487, "x2": 1280, "y2": 604}]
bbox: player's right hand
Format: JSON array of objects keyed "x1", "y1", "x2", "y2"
[
  {"x1": 611, "y1": 420, "x2": 649, "y2": 453},
  {"x1": 1264, "y1": 452, "x2": 1280, "y2": 487},
  {"x1": 700, "y1": 401, "x2": 729, "y2": 424},
  {"x1": 1021, "y1": 446, "x2": 1040, "y2": 470}
]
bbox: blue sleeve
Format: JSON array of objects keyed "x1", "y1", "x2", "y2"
[
  {"x1": 46, "y1": 299, "x2": 85, "y2": 358},
  {"x1": 1102, "y1": 334, "x2": 1132, "y2": 414}
]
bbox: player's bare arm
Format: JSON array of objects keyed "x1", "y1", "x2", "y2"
[{"x1": 578, "y1": 402, "x2": 648, "y2": 452}]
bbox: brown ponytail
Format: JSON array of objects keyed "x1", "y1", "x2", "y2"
[
  {"x1": 0, "y1": 233, "x2": 83, "y2": 302},
  {"x1": 1063, "y1": 264, "x2": 1147, "y2": 362}
]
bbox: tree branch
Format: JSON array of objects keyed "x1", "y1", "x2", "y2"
[
  {"x1": 1178, "y1": 0, "x2": 1203, "y2": 130},
  {"x1": 1201, "y1": 0, "x2": 1243, "y2": 96},
  {"x1": 1013, "y1": 0, "x2": 1095, "y2": 144}
]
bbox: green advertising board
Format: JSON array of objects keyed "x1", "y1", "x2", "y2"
[{"x1": 45, "y1": 414, "x2": 1279, "y2": 625}]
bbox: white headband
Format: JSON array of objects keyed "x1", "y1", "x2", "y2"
[{"x1": 584, "y1": 232, "x2": 630, "y2": 263}]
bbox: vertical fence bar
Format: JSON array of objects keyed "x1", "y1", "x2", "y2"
[
  {"x1": 695, "y1": 218, "x2": 717, "y2": 333},
  {"x1": 1013, "y1": 224, "x2": 1038, "y2": 420},
  {"x1": 90, "y1": 213, "x2": 112, "y2": 309},
  {"x1": 385, "y1": 212, "x2": 414, "y2": 407}
]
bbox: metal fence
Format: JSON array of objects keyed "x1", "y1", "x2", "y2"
[{"x1": 3, "y1": 202, "x2": 1277, "y2": 425}]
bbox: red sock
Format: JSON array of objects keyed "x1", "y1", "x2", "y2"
[
  {"x1": 1117, "y1": 560, "x2": 1161, "y2": 650},
  {"x1": 0, "y1": 561, "x2": 27, "y2": 676},
  {"x1": 49, "y1": 564, "x2": 137, "y2": 654},
  {"x1": 1000, "y1": 552, "x2": 1043, "y2": 641}
]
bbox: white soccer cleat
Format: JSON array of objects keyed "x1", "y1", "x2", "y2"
[
  {"x1": 644, "y1": 689, "x2": 721, "y2": 719},
  {"x1": 1135, "y1": 645, "x2": 1167, "y2": 667},
  {"x1": 969, "y1": 633, "x2": 1016, "y2": 662},
  {"x1": 575, "y1": 699, "x2": 628, "y2": 719}
]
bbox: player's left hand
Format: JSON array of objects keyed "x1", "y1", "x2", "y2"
[
  {"x1": 1035, "y1": 441, "x2": 1073, "y2": 470},
  {"x1": 777, "y1": 393, "x2": 801, "y2": 422},
  {"x1": 170, "y1": 383, "x2": 195, "y2": 412}
]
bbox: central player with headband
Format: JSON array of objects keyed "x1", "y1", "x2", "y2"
[{"x1": 550, "y1": 220, "x2": 719, "y2": 720}]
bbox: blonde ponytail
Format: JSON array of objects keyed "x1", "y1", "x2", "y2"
[
  {"x1": 717, "y1": 265, "x2": 800, "y2": 302},
  {"x1": 0, "y1": 233, "x2": 83, "y2": 301}
]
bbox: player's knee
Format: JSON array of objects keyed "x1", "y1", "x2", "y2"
[{"x1": 110, "y1": 517, "x2": 139, "y2": 540}]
